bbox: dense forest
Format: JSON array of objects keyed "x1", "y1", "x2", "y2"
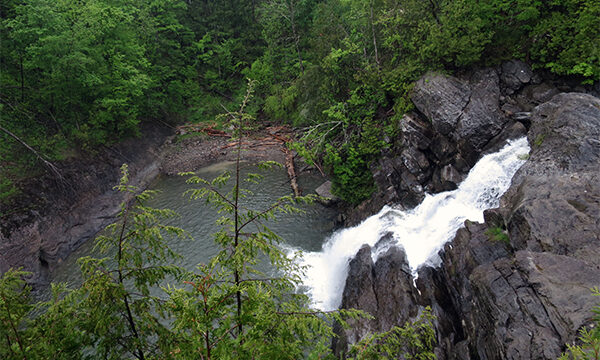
[
  {"x1": 1, "y1": 1, "x2": 600, "y2": 358},
  {"x1": 1, "y1": 0, "x2": 599, "y2": 204}
]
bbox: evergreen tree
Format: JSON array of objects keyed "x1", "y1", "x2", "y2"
[{"x1": 169, "y1": 81, "x2": 345, "y2": 358}]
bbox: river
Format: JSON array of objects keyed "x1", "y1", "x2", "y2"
[{"x1": 50, "y1": 161, "x2": 338, "y2": 286}]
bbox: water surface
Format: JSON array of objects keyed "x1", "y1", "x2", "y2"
[{"x1": 50, "y1": 162, "x2": 338, "y2": 286}]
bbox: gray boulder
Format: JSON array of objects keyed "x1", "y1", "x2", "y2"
[
  {"x1": 411, "y1": 70, "x2": 508, "y2": 154},
  {"x1": 315, "y1": 181, "x2": 339, "y2": 206},
  {"x1": 456, "y1": 69, "x2": 509, "y2": 151},
  {"x1": 333, "y1": 244, "x2": 419, "y2": 356},
  {"x1": 500, "y1": 60, "x2": 534, "y2": 93},
  {"x1": 411, "y1": 73, "x2": 471, "y2": 136}
]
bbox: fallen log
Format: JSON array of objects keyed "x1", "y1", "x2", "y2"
[
  {"x1": 0, "y1": 124, "x2": 63, "y2": 181},
  {"x1": 220, "y1": 141, "x2": 282, "y2": 150},
  {"x1": 284, "y1": 148, "x2": 301, "y2": 197},
  {"x1": 176, "y1": 123, "x2": 231, "y2": 137}
]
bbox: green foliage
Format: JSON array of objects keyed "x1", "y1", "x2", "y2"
[
  {"x1": 485, "y1": 226, "x2": 510, "y2": 245},
  {"x1": 325, "y1": 144, "x2": 375, "y2": 205},
  {"x1": 0, "y1": 269, "x2": 34, "y2": 359},
  {"x1": 5, "y1": 0, "x2": 151, "y2": 146},
  {"x1": 529, "y1": 0, "x2": 600, "y2": 82},
  {"x1": 73, "y1": 163, "x2": 187, "y2": 359},
  {"x1": 1, "y1": 269, "x2": 90, "y2": 359},
  {"x1": 0, "y1": 177, "x2": 18, "y2": 202},
  {"x1": 292, "y1": 78, "x2": 387, "y2": 204},
  {"x1": 347, "y1": 308, "x2": 436, "y2": 360},
  {"x1": 534, "y1": 134, "x2": 546, "y2": 147},
  {"x1": 560, "y1": 287, "x2": 600, "y2": 360},
  {"x1": 263, "y1": 83, "x2": 301, "y2": 124},
  {"x1": 0, "y1": 164, "x2": 189, "y2": 359}
]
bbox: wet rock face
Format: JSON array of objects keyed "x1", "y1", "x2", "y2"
[
  {"x1": 417, "y1": 93, "x2": 600, "y2": 359},
  {"x1": 333, "y1": 244, "x2": 419, "y2": 356}
]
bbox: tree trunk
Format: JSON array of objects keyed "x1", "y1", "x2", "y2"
[
  {"x1": 289, "y1": 1, "x2": 304, "y2": 75},
  {"x1": 116, "y1": 205, "x2": 146, "y2": 360},
  {"x1": 370, "y1": 0, "x2": 380, "y2": 67},
  {"x1": 0, "y1": 125, "x2": 63, "y2": 180},
  {"x1": 19, "y1": 55, "x2": 24, "y2": 102}
]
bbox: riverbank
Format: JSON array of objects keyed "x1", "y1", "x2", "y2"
[
  {"x1": 0, "y1": 122, "x2": 172, "y2": 287},
  {"x1": 161, "y1": 124, "x2": 293, "y2": 175},
  {"x1": 0, "y1": 120, "x2": 309, "y2": 289}
]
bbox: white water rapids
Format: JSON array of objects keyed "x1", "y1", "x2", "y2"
[{"x1": 291, "y1": 137, "x2": 530, "y2": 311}]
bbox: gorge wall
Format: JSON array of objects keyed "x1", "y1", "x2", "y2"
[
  {"x1": 335, "y1": 62, "x2": 600, "y2": 359},
  {"x1": 0, "y1": 124, "x2": 171, "y2": 288}
]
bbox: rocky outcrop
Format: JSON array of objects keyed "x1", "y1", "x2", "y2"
[
  {"x1": 343, "y1": 60, "x2": 597, "y2": 226},
  {"x1": 504, "y1": 93, "x2": 600, "y2": 254},
  {"x1": 0, "y1": 123, "x2": 171, "y2": 288},
  {"x1": 337, "y1": 64, "x2": 600, "y2": 358},
  {"x1": 412, "y1": 69, "x2": 509, "y2": 154},
  {"x1": 418, "y1": 93, "x2": 599, "y2": 359},
  {"x1": 333, "y1": 243, "x2": 419, "y2": 356},
  {"x1": 345, "y1": 67, "x2": 526, "y2": 225}
]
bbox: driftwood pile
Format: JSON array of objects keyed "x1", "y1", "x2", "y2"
[{"x1": 177, "y1": 124, "x2": 301, "y2": 197}]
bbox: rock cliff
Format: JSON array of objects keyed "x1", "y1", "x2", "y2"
[
  {"x1": 336, "y1": 62, "x2": 600, "y2": 359},
  {"x1": 0, "y1": 123, "x2": 170, "y2": 288}
]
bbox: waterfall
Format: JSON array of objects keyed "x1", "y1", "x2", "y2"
[{"x1": 293, "y1": 137, "x2": 530, "y2": 311}]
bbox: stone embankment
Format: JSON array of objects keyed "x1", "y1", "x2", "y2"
[{"x1": 336, "y1": 62, "x2": 600, "y2": 359}]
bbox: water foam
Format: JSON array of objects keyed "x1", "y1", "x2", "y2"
[{"x1": 294, "y1": 137, "x2": 530, "y2": 311}]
